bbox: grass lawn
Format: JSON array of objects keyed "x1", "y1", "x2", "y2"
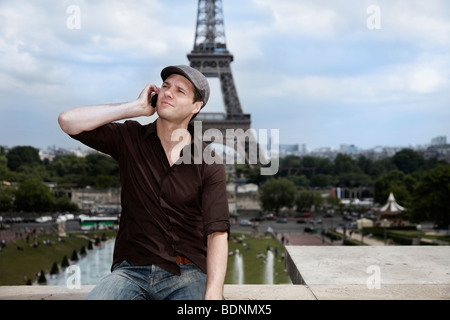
[
  {"x1": 225, "y1": 233, "x2": 291, "y2": 284},
  {"x1": 0, "y1": 230, "x2": 117, "y2": 286}
]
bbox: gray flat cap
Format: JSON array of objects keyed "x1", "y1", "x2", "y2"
[{"x1": 161, "y1": 65, "x2": 210, "y2": 107}]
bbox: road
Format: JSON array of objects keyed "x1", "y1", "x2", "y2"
[
  {"x1": 2, "y1": 215, "x2": 443, "y2": 242},
  {"x1": 230, "y1": 215, "x2": 340, "y2": 235},
  {"x1": 230, "y1": 214, "x2": 441, "y2": 236}
]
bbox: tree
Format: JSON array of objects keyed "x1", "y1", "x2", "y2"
[
  {"x1": 79, "y1": 246, "x2": 87, "y2": 256},
  {"x1": 6, "y1": 146, "x2": 42, "y2": 171},
  {"x1": 336, "y1": 172, "x2": 372, "y2": 188},
  {"x1": 296, "y1": 190, "x2": 323, "y2": 213},
  {"x1": 333, "y1": 154, "x2": 361, "y2": 175},
  {"x1": 373, "y1": 170, "x2": 416, "y2": 206},
  {"x1": 14, "y1": 179, "x2": 55, "y2": 212},
  {"x1": 70, "y1": 250, "x2": 79, "y2": 261},
  {"x1": 48, "y1": 154, "x2": 89, "y2": 186},
  {"x1": 259, "y1": 178, "x2": 297, "y2": 214},
  {"x1": 94, "y1": 174, "x2": 114, "y2": 189},
  {"x1": 55, "y1": 195, "x2": 79, "y2": 212},
  {"x1": 409, "y1": 164, "x2": 450, "y2": 227},
  {"x1": 61, "y1": 255, "x2": 70, "y2": 268},
  {"x1": 310, "y1": 174, "x2": 334, "y2": 188},
  {"x1": 37, "y1": 270, "x2": 47, "y2": 284},
  {"x1": 0, "y1": 187, "x2": 15, "y2": 212},
  {"x1": 0, "y1": 154, "x2": 9, "y2": 180},
  {"x1": 50, "y1": 262, "x2": 59, "y2": 275},
  {"x1": 392, "y1": 149, "x2": 424, "y2": 174}
]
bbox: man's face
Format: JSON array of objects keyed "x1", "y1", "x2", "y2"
[{"x1": 156, "y1": 73, "x2": 202, "y2": 122}]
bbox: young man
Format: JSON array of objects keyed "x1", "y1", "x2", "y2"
[{"x1": 58, "y1": 65, "x2": 230, "y2": 300}]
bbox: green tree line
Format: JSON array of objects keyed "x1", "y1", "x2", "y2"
[
  {"x1": 0, "y1": 146, "x2": 120, "y2": 214},
  {"x1": 237, "y1": 149, "x2": 450, "y2": 227},
  {"x1": 1, "y1": 145, "x2": 449, "y2": 227}
]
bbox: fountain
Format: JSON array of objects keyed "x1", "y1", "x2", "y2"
[
  {"x1": 233, "y1": 249, "x2": 244, "y2": 284},
  {"x1": 47, "y1": 239, "x2": 114, "y2": 286},
  {"x1": 264, "y1": 249, "x2": 274, "y2": 284}
]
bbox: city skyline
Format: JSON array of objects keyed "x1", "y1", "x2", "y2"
[{"x1": 1, "y1": 0, "x2": 449, "y2": 151}]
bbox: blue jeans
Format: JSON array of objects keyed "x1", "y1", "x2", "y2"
[{"x1": 85, "y1": 260, "x2": 207, "y2": 300}]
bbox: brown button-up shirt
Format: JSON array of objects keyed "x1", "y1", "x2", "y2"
[{"x1": 70, "y1": 120, "x2": 230, "y2": 275}]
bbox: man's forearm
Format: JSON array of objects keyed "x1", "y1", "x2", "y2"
[
  {"x1": 205, "y1": 232, "x2": 228, "y2": 300},
  {"x1": 58, "y1": 83, "x2": 157, "y2": 135},
  {"x1": 58, "y1": 101, "x2": 141, "y2": 135}
]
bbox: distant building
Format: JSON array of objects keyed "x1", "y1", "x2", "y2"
[
  {"x1": 422, "y1": 144, "x2": 450, "y2": 162},
  {"x1": 70, "y1": 188, "x2": 121, "y2": 214},
  {"x1": 279, "y1": 144, "x2": 300, "y2": 157},
  {"x1": 431, "y1": 136, "x2": 447, "y2": 146},
  {"x1": 340, "y1": 144, "x2": 358, "y2": 155}
]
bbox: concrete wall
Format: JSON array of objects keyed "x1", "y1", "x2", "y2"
[{"x1": 285, "y1": 246, "x2": 450, "y2": 300}]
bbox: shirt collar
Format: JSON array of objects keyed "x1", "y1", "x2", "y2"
[{"x1": 144, "y1": 119, "x2": 198, "y2": 144}]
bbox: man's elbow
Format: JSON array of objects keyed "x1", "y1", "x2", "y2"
[{"x1": 58, "y1": 111, "x2": 77, "y2": 135}]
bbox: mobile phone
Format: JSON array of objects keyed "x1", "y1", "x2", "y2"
[{"x1": 151, "y1": 94, "x2": 158, "y2": 108}]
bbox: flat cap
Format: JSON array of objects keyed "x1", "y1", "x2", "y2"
[{"x1": 161, "y1": 65, "x2": 210, "y2": 107}]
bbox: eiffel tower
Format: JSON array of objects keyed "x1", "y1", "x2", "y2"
[{"x1": 187, "y1": 0, "x2": 255, "y2": 163}]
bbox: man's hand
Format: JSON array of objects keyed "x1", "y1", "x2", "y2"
[{"x1": 137, "y1": 83, "x2": 159, "y2": 117}]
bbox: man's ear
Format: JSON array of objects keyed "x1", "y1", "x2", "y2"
[{"x1": 192, "y1": 101, "x2": 203, "y2": 115}]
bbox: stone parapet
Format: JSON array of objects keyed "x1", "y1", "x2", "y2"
[
  {"x1": 285, "y1": 245, "x2": 450, "y2": 300},
  {"x1": 0, "y1": 285, "x2": 312, "y2": 300}
]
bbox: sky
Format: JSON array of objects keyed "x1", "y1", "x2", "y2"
[{"x1": 1, "y1": 0, "x2": 449, "y2": 152}]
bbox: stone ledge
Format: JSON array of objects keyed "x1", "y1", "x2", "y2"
[
  {"x1": 308, "y1": 284, "x2": 450, "y2": 300},
  {"x1": 0, "y1": 285, "x2": 313, "y2": 300},
  {"x1": 285, "y1": 246, "x2": 450, "y2": 300}
]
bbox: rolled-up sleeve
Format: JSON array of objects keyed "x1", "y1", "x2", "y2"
[
  {"x1": 201, "y1": 162, "x2": 230, "y2": 245},
  {"x1": 69, "y1": 122, "x2": 125, "y2": 160}
]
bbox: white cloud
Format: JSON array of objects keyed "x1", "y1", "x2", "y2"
[
  {"x1": 273, "y1": 58, "x2": 449, "y2": 105},
  {"x1": 386, "y1": 0, "x2": 450, "y2": 46},
  {"x1": 408, "y1": 67, "x2": 447, "y2": 94},
  {"x1": 252, "y1": 0, "x2": 349, "y2": 38},
  {"x1": 1, "y1": 0, "x2": 449, "y2": 150}
]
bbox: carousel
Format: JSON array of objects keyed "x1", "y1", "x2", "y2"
[{"x1": 377, "y1": 192, "x2": 406, "y2": 226}]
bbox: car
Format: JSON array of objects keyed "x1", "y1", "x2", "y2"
[
  {"x1": 304, "y1": 226, "x2": 317, "y2": 233},
  {"x1": 36, "y1": 216, "x2": 52, "y2": 223},
  {"x1": 276, "y1": 218, "x2": 287, "y2": 223},
  {"x1": 295, "y1": 212, "x2": 311, "y2": 218},
  {"x1": 229, "y1": 213, "x2": 239, "y2": 219},
  {"x1": 343, "y1": 215, "x2": 353, "y2": 221},
  {"x1": 296, "y1": 219, "x2": 306, "y2": 224},
  {"x1": 240, "y1": 219, "x2": 252, "y2": 226},
  {"x1": 325, "y1": 210, "x2": 335, "y2": 217},
  {"x1": 346, "y1": 223, "x2": 357, "y2": 229}
]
